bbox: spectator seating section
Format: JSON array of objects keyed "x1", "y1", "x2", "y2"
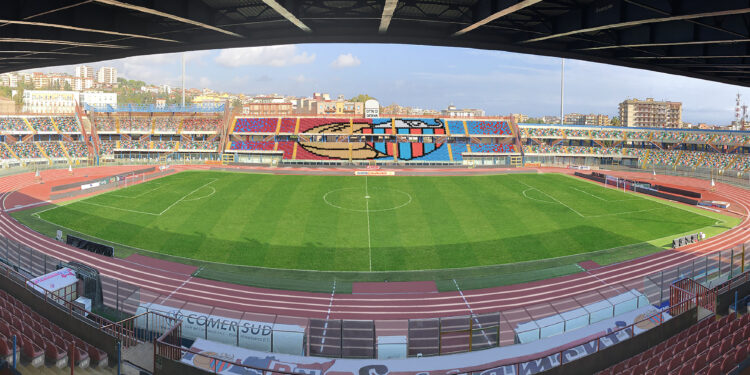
[
  {"x1": 597, "y1": 314, "x2": 750, "y2": 375},
  {"x1": 27, "y1": 117, "x2": 56, "y2": 132},
  {"x1": 231, "y1": 141, "x2": 275, "y2": 151},
  {"x1": 279, "y1": 118, "x2": 296, "y2": 133},
  {"x1": 0, "y1": 117, "x2": 30, "y2": 132},
  {"x1": 154, "y1": 117, "x2": 179, "y2": 132},
  {"x1": 0, "y1": 145, "x2": 14, "y2": 160},
  {"x1": 152, "y1": 141, "x2": 177, "y2": 150},
  {"x1": 119, "y1": 117, "x2": 151, "y2": 132},
  {"x1": 99, "y1": 141, "x2": 115, "y2": 155},
  {"x1": 94, "y1": 117, "x2": 116, "y2": 132},
  {"x1": 471, "y1": 144, "x2": 515, "y2": 153},
  {"x1": 182, "y1": 117, "x2": 220, "y2": 132},
  {"x1": 179, "y1": 140, "x2": 219, "y2": 151},
  {"x1": 234, "y1": 118, "x2": 277, "y2": 133},
  {"x1": 38, "y1": 142, "x2": 66, "y2": 158},
  {"x1": 63, "y1": 142, "x2": 89, "y2": 158},
  {"x1": 0, "y1": 288, "x2": 108, "y2": 368},
  {"x1": 277, "y1": 141, "x2": 295, "y2": 158},
  {"x1": 466, "y1": 121, "x2": 512, "y2": 135},
  {"x1": 119, "y1": 140, "x2": 150, "y2": 150},
  {"x1": 53, "y1": 117, "x2": 79, "y2": 133},
  {"x1": 447, "y1": 121, "x2": 466, "y2": 136},
  {"x1": 10, "y1": 143, "x2": 42, "y2": 159},
  {"x1": 451, "y1": 143, "x2": 468, "y2": 161},
  {"x1": 415, "y1": 143, "x2": 451, "y2": 161},
  {"x1": 297, "y1": 118, "x2": 353, "y2": 133}
]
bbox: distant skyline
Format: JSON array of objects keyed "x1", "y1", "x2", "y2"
[{"x1": 27, "y1": 43, "x2": 750, "y2": 125}]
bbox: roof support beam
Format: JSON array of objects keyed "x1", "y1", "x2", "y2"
[
  {"x1": 262, "y1": 0, "x2": 311, "y2": 33},
  {"x1": 379, "y1": 0, "x2": 398, "y2": 34},
  {"x1": 454, "y1": 0, "x2": 542, "y2": 36},
  {"x1": 0, "y1": 38, "x2": 129, "y2": 49},
  {"x1": 581, "y1": 38, "x2": 750, "y2": 51},
  {"x1": 0, "y1": 19, "x2": 179, "y2": 43},
  {"x1": 93, "y1": 0, "x2": 243, "y2": 37},
  {"x1": 521, "y1": 6, "x2": 750, "y2": 44}
]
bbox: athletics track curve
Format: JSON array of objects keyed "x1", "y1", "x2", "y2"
[{"x1": 0, "y1": 165, "x2": 748, "y2": 327}]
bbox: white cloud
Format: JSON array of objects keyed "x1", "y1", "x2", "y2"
[
  {"x1": 214, "y1": 45, "x2": 315, "y2": 67},
  {"x1": 292, "y1": 74, "x2": 308, "y2": 83},
  {"x1": 330, "y1": 53, "x2": 361, "y2": 68},
  {"x1": 198, "y1": 77, "x2": 212, "y2": 87}
]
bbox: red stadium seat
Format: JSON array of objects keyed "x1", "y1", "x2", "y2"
[
  {"x1": 708, "y1": 333, "x2": 720, "y2": 347},
  {"x1": 692, "y1": 355, "x2": 706, "y2": 373},
  {"x1": 646, "y1": 357, "x2": 661, "y2": 370},
  {"x1": 653, "y1": 364, "x2": 669, "y2": 375},
  {"x1": 667, "y1": 357, "x2": 682, "y2": 371},
  {"x1": 720, "y1": 355, "x2": 736, "y2": 373},
  {"x1": 707, "y1": 346, "x2": 721, "y2": 363},
  {"x1": 612, "y1": 362, "x2": 625, "y2": 373},
  {"x1": 706, "y1": 364, "x2": 722, "y2": 375}
]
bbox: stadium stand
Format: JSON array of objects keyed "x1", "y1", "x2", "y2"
[
  {"x1": 277, "y1": 141, "x2": 295, "y2": 158},
  {"x1": 471, "y1": 143, "x2": 516, "y2": 153},
  {"x1": 94, "y1": 117, "x2": 116, "y2": 132},
  {"x1": 27, "y1": 117, "x2": 56, "y2": 132},
  {"x1": 597, "y1": 314, "x2": 750, "y2": 375},
  {"x1": 119, "y1": 140, "x2": 150, "y2": 150},
  {"x1": 0, "y1": 117, "x2": 30, "y2": 132},
  {"x1": 153, "y1": 117, "x2": 179, "y2": 132},
  {"x1": 230, "y1": 141, "x2": 275, "y2": 151},
  {"x1": 99, "y1": 141, "x2": 116, "y2": 155},
  {"x1": 234, "y1": 118, "x2": 277, "y2": 133},
  {"x1": 10, "y1": 142, "x2": 42, "y2": 159},
  {"x1": 297, "y1": 118, "x2": 357, "y2": 133},
  {"x1": 447, "y1": 120, "x2": 466, "y2": 136},
  {"x1": 179, "y1": 140, "x2": 219, "y2": 151},
  {"x1": 63, "y1": 142, "x2": 89, "y2": 158},
  {"x1": 0, "y1": 288, "x2": 108, "y2": 368},
  {"x1": 279, "y1": 118, "x2": 296, "y2": 133},
  {"x1": 182, "y1": 117, "x2": 220, "y2": 132},
  {"x1": 119, "y1": 117, "x2": 151, "y2": 132},
  {"x1": 53, "y1": 116, "x2": 79, "y2": 133},
  {"x1": 451, "y1": 143, "x2": 468, "y2": 161},
  {"x1": 38, "y1": 142, "x2": 67, "y2": 159},
  {"x1": 152, "y1": 141, "x2": 177, "y2": 150},
  {"x1": 466, "y1": 120, "x2": 512, "y2": 135}
]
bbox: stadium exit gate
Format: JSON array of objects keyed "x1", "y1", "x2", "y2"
[{"x1": 669, "y1": 278, "x2": 716, "y2": 315}]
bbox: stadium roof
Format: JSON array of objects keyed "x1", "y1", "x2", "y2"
[{"x1": 3, "y1": 1, "x2": 750, "y2": 86}]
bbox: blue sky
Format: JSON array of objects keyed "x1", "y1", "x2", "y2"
[{"x1": 40, "y1": 43, "x2": 750, "y2": 124}]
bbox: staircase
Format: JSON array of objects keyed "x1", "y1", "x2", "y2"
[
  {"x1": 35, "y1": 142, "x2": 51, "y2": 162},
  {"x1": 58, "y1": 141, "x2": 73, "y2": 164}
]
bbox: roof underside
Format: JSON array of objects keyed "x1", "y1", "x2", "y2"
[{"x1": 2, "y1": 0, "x2": 750, "y2": 86}]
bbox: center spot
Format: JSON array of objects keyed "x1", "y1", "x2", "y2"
[{"x1": 323, "y1": 187, "x2": 412, "y2": 212}]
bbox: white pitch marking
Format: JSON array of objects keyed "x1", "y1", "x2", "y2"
[
  {"x1": 517, "y1": 179, "x2": 584, "y2": 217},
  {"x1": 109, "y1": 183, "x2": 164, "y2": 199},
  {"x1": 365, "y1": 175, "x2": 372, "y2": 272},
  {"x1": 158, "y1": 178, "x2": 218, "y2": 215},
  {"x1": 183, "y1": 186, "x2": 216, "y2": 202},
  {"x1": 570, "y1": 187, "x2": 640, "y2": 203}
]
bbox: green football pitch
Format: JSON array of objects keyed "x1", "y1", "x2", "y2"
[{"x1": 28, "y1": 170, "x2": 725, "y2": 272}]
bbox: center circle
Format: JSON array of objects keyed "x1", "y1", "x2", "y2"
[{"x1": 323, "y1": 187, "x2": 412, "y2": 212}]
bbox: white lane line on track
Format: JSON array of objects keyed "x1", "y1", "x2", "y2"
[
  {"x1": 2, "y1": 170, "x2": 749, "y2": 315},
  {"x1": 319, "y1": 279, "x2": 336, "y2": 351}
]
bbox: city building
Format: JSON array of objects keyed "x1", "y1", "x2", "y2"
[
  {"x1": 295, "y1": 93, "x2": 364, "y2": 116},
  {"x1": 96, "y1": 67, "x2": 117, "y2": 85},
  {"x1": 0, "y1": 73, "x2": 18, "y2": 88},
  {"x1": 80, "y1": 91, "x2": 117, "y2": 108},
  {"x1": 510, "y1": 113, "x2": 528, "y2": 123},
  {"x1": 541, "y1": 116, "x2": 561, "y2": 124},
  {"x1": 618, "y1": 98, "x2": 683, "y2": 128},
  {"x1": 75, "y1": 65, "x2": 94, "y2": 80},
  {"x1": 73, "y1": 77, "x2": 94, "y2": 91},
  {"x1": 564, "y1": 113, "x2": 610, "y2": 126},
  {"x1": 441, "y1": 104, "x2": 485, "y2": 118},
  {"x1": 22, "y1": 90, "x2": 78, "y2": 113}
]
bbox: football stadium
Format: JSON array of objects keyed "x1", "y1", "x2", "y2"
[{"x1": 0, "y1": 2, "x2": 750, "y2": 375}]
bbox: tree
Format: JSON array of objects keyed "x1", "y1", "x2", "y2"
[
  {"x1": 349, "y1": 94, "x2": 376, "y2": 102},
  {"x1": 610, "y1": 116, "x2": 621, "y2": 126},
  {"x1": 63, "y1": 81, "x2": 72, "y2": 91},
  {"x1": 231, "y1": 98, "x2": 242, "y2": 108}
]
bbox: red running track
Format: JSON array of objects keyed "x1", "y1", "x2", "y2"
[{"x1": 0, "y1": 165, "x2": 748, "y2": 323}]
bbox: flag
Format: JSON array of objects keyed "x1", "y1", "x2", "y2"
[{"x1": 711, "y1": 179, "x2": 715, "y2": 187}]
